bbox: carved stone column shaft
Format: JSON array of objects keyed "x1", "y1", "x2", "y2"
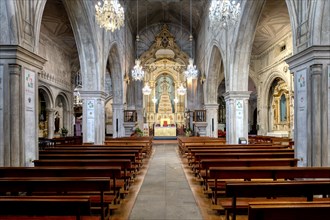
[
  {"x1": 9, "y1": 64, "x2": 21, "y2": 166},
  {"x1": 224, "y1": 91, "x2": 251, "y2": 144}
]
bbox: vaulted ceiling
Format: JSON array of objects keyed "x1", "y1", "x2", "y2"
[
  {"x1": 125, "y1": 0, "x2": 208, "y2": 37},
  {"x1": 40, "y1": 0, "x2": 291, "y2": 59},
  {"x1": 252, "y1": 0, "x2": 291, "y2": 55}
]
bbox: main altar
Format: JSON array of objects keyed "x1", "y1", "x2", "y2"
[{"x1": 140, "y1": 25, "x2": 188, "y2": 136}]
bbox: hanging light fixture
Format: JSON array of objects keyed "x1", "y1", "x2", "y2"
[
  {"x1": 132, "y1": 0, "x2": 145, "y2": 81},
  {"x1": 174, "y1": 97, "x2": 179, "y2": 104},
  {"x1": 152, "y1": 96, "x2": 158, "y2": 104},
  {"x1": 209, "y1": 0, "x2": 241, "y2": 28},
  {"x1": 73, "y1": 85, "x2": 82, "y2": 107},
  {"x1": 142, "y1": 83, "x2": 151, "y2": 95},
  {"x1": 95, "y1": 0, "x2": 125, "y2": 32},
  {"x1": 177, "y1": 83, "x2": 187, "y2": 96},
  {"x1": 184, "y1": 0, "x2": 198, "y2": 80}
]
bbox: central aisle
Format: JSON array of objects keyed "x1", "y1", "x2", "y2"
[{"x1": 129, "y1": 144, "x2": 203, "y2": 220}]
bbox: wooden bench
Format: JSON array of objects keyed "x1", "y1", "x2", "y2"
[
  {"x1": 0, "y1": 196, "x2": 95, "y2": 220},
  {"x1": 198, "y1": 158, "x2": 298, "y2": 190},
  {"x1": 193, "y1": 152, "x2": 295, "y2": 166},
  {"x1": 248, "y1": 201, "x2": 330, "y2": 220},
  {"x1": 0, "y1": 177, "x2": 110, "y2": 220},
  {"x1": 0, "y1": 166, "x2": 122, "y2": 206},
  {"x1": 188, "y1": 149, "x2": 294, "y2": 166},
  {"x1": 33, "y1": 159, "x2": 133, "y2": 190},
  {"x1": 225, "y1": 181, "x2": 330, "y2": 220}
]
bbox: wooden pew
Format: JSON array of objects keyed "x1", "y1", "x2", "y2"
[
  {"x1": 39, "y1": 150, "x2": 143, "y2": 166},
  {"x1": 33, "y1": 159, "x2": 133, "y2": 190},
  {"x1": 188, "y1": 148, "x2": 294, "y2": 166},
  {"x1": 225, "y1": 180, "x2": 330, "y2": 220},
  {"x1": 198, "y1": 158, "x2": 299, "y2": 190},
  {"x1": 209, "y1": 167, "x2": 330, "y2": 205},
  {"x1": 0, "y1": 196, "x2": 95, "y2": 220},
  {"x1": 193, "y1": 152, "x2": 295, "y2": 166},
  {"x1": 38, "y1": 153, "x2": 136, "y2": 163},
  {"x1": 0, "y1": 166, "x2": 122, "y2": 206},
  {"x1": 248, "y1": 201, "x2": 330, "y2": 220},
  {"x1": 0, "y1": 177, "x2": 110, "y2": 220},
  {"x1": 105, "y1": 137, "x2": 152, "y2": 155}
]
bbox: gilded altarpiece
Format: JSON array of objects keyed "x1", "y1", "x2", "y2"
[{"x1": 140, "y1": 25, "x2": 189, "y2": 132}]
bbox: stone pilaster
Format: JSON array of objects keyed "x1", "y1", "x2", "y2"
[
  {"x1": 1, "y1": 45, "x2": 46, "y2": 167},
  {"x1": 204, "y1": 103, "x2": 218, "y2": 137},
  {"x1": 224, "y1": 91, "x2": 251, "y2": 144},
  {"x1": 286, "y1": 46, "x2": 330, "y2": 167},
  {"x1": 80, "y1": 91, "x2": 106, "y2": 144},
  {"x1": 9, "y1": 64, "x2": 21, "y2": 166},
  {"x1": 112, "y1": 103, "x2": 125, "y2": 138},
  {"x1": 310, "y1": 64, "x2": 322, "y2": 166},
  {"x1": 46, "y1": 108, "x2": 55, "y2": 139}
]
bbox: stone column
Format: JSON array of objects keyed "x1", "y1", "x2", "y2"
[
  {"x1": 81, "y1": 91, "x2": 106, "y2": 144},
  {"x1": 112, "y1": 103, "x2": 125, "y2": 138},
  {"x1": 286, "y1": 46, "x2": 329, "y2": 167},
  {"x1": 310, "y1": 64, "x2": 322, "y2": 166},
  {"x1": 9, "y1": 64, "x2": 21, "y2": 166},
  {"x1": 224, "y1": 91, "x2": 251, "y2": 144},
  {"x1": 204, "y1": 103, "x2": 218, "y2": 137},
  {"x1": 46, "y1": 108, "x2": 55, "y2": 139}
]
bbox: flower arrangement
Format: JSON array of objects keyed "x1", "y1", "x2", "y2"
[
  {"x1": 185, "y1": 128, "x2": 192, "y2": 137},
  {"x1": 60, "y1": 127, "x2": 68, "y2": 137}
]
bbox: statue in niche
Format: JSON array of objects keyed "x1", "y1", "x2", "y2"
[{"x1": 161, "y1": 77, "x2": 170, "y2": 94}]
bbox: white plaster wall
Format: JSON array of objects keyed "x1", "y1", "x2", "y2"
[{"x1": 251, "y1": 33, "x2": 293, "y2": 136}]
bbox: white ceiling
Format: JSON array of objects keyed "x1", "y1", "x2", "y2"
[{"x1": 252, "y1": 0, "x2": 291, "y2": 55}]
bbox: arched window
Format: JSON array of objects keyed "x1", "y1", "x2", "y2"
[{"x1": 280, "y1": 94, "x2": 287, "y2": 122}]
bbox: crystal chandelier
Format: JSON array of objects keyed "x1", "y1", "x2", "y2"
[
  {"x1": 209, "y1": 0, "x2": 241, "y2": 28},
  {"x1": 142, "y1": 83, "x2": 151, "y2": 95},
  {"x1": 152, "y1": 96, "x2": 157, "y2": 103},
  {"x1": 95, "y1": 0, "x2": 125, "y2": 32},
  {"x1": 177, "y1": 83, "x2": 187, "y2": 96},
  {"x1": 185, "y1": 0, "x2": 199, "y2": 80},
  {"x1": 132, "y1": 59, "x2": 145, "y2": 81},
  {"x1": 131, "y1": 0, "x2": 145, "y2": 81},
  {"x1": 184, "y1": 58, "x2": 198, "y2": 79},
  {"x1": 73, "y1": 85, "x2": 82, "y2": 107}
]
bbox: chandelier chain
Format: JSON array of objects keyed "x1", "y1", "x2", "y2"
[
  {"x1": 184, "y1": 0, "x2": 198, "y2": 80},
  {"x1": 132, "y1": 0, "x2": 145, "y2": 81},
  {"x1": 95, "y1": 0, "x2": 125, "y2": 32}
]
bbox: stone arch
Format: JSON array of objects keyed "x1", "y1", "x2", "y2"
[
  {"x1": 54, "y1": 92, "x2": 70, "y2": 135},
  {"x1": 205, "y1": 45, "x2": 223, "y2": 104},
  {"x1": 108, "y1": 43, "x2": 123, "y2": 105},
  {"x1": 0, "y1": 0, "x2": 19, "y2": 44},
  {"x1": 231, "y1": 0, "x2": 265, "y2": 91},
  {"x1": 38, "y1": 85, "x2": 54, "y2": 109},
  {"x1": 310, "y1": 0, "x2": 330, "y2": 45},
  {"x1": 38, "y1": 85, "x2": 54, "y2": 138},
  {"x1": 262, "y1": 73, "x2": 288, "y2": 133}
]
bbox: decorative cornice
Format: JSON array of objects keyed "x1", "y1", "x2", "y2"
[
  {"x1": 285, "y1": 45, "x2": 330, "y2": 70},
  {"x1": 38, "y1": 70, "x2": 71, "y2": 91},
  {"x1": 0, "y1": 45, "x2": 47, "y2": 69}
]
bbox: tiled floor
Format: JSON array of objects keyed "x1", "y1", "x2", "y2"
[
  {"x1": 129, "y1": 144, "x2": 202, "y2": 220},
  {"x1": 111, "y1": 142, "x2": 247, "y2": 220}
]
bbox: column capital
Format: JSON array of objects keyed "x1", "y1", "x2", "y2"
[
  {"x1": 79, "y1": 90, "x2": 107, "y2": 99},
  {"x1": 204, "y1": 103, "x2": 219, "y2": 110},
  {"x1": 310, "y1": 64, "x2": 323, "y2": 74},
  {"x1": 8, "y1": 64, "x2": 21, "y2": 75},
  {"x1": 224, "y1": 91, "x2": 251, "y2": 100}
]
